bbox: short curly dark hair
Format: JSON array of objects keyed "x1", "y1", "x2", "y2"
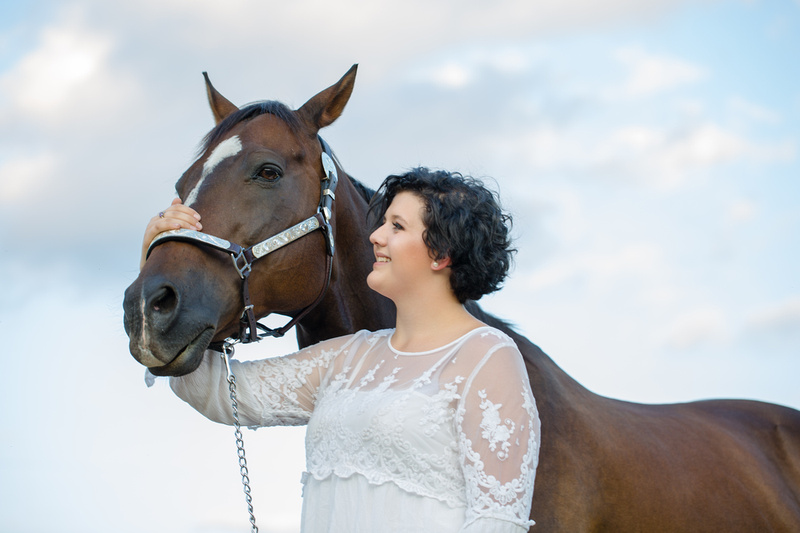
[{"x1": 368, "y1": 167, "x2": 515, "y2": 303}]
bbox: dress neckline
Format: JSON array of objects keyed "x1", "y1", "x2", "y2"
[{"x1": 387, "y1": 326, "x2": 491, "y2": 356}]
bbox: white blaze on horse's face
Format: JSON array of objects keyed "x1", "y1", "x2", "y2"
[{"x1": 185, "y1": 135, "x2": 243, "y2": 207}]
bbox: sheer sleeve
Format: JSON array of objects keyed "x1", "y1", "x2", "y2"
[
  {"x1": 169, "y1": 334, "x2": 353, "y2": 428},
  {"x1": 456, "y1": 342, "x2": 540, "y2": 532}
]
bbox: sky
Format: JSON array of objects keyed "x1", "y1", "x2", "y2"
[{"x1": 0, "y1": 0, "x2": 798, "y2": 531}]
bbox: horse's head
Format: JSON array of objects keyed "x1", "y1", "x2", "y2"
[{"x1": 123, "y1": 65, "x2": 358, "y2": 376}]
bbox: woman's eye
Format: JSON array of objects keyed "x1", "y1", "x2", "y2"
[
  {"x1": 255, "y1": 166, "x2": 281, "y2": 182},
  {"x1": 393, "y1": 222, "x2": 403, "y2": 230}
]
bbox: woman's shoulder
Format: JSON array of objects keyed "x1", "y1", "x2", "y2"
[
  {"x1": 456, "y1": 325, "x2": 524, "y2": 364},
  {"x1": 356, "y1": 328, "x2": 394, "y2": 344},
  {"x1": 461, "y1": 324, "x2": 516, "y2": 348},
  {"x1": 456, "y1": 326, "x2": 528, "y2": 383}
]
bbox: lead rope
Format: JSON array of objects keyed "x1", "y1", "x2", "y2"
[{"x1": 221, "y1": 343, "x2": 259, "y2": 533}]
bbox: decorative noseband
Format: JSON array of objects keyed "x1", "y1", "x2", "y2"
[{"x1": 146, "y1": 136, "x2": 339, "y2": 345}]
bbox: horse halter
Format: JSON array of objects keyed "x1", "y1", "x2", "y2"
[{"x1": 146, "y1": 136, "x2": 339, "y2": 347}]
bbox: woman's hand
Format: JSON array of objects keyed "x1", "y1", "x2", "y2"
[{"x1": 140, "y1": 198, "x2": 202, "y2": 270}]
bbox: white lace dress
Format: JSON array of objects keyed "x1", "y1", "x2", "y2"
[{"x1": 170, "y1": 326, "x2": 540, "y2": 532}]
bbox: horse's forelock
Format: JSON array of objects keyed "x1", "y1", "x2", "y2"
[{"x1": 198, "y1": 100, "x2": 303, "y2": 155}]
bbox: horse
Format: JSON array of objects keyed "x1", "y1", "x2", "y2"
[{"x1": 123, "y1": 65, "x2": 800, "y2": 531}]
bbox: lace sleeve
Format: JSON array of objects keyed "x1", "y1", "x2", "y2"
[
  {"x1": 455, "y1": 343, "x2": 540, "y2": 532},
  {"x1": 169, "y1": 335, "x2": 350, "y2": 428}
]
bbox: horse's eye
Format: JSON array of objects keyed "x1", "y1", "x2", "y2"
[{"x1": 255, "y1": 165, "x2": 282, "y2": 183}]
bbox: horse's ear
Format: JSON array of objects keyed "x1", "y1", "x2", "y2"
[
  {"x1": 203, "y1": 72, "x2": 239, "y2": 125},
  {"x1": 296, "y1": 64, "x2": 358, "y2": 131}
]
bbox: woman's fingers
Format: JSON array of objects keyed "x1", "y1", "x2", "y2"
[
  {"x1": 143, "y1": 200, "x2": 202, "y2": 249},
  {"x1": 167, "y1": 198, "x2": 202, "y2": 221},
  {"x1": 150, "y1": 200, "x2": 202, "y2": 231},
  {"x1": 140, "y1": 199, "x2": 203, "y2": 270},
  {"x1": 150, "y1": 212, "x2": 202, "y2": 231}
]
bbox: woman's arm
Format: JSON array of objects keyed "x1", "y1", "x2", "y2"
[
  {"x1": 139, "y1": 198, "x2": 202, "y2": 270},
  {"x1": 170, "y1": 334, "x2": 353, "y2": 428},
  {"x1": 456, "y1": 342, "x2": 541, "y2": 533}
]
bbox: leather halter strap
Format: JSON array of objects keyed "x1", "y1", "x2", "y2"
[{"x1": 146, "y1": 136, "x2": 339, "y2": 346}]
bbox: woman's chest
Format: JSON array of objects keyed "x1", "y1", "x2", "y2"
[{"x1": 308, "y1": 376, "x2": 465, "y2": 454}]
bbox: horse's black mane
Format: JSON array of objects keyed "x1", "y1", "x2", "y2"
[
  {"x1": 200, "y1": 100, "x2": 303, "y2": 153},
  {"x1": 350, "y1": 177, "x2": 375, "y2": 204}
]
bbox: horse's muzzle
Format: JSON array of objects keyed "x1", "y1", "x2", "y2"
[{"x1": 123, "y1": 272, "x2": 218, "y2": 376}]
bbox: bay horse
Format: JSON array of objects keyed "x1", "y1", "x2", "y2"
[{"x1": 123, "y1": 65, "x2": 800, "y2": 531}]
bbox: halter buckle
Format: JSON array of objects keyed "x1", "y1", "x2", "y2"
[
  {"x1": 231, "y1": 250, "x2": 252, "y2": 279},
  {"x1": 320, "y1": 206, "x2": 332, "y2": 223}
]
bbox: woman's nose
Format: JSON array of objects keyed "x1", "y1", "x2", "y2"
[{"x1": 369, "y1": 225, "x2": 384, "y2": 246}]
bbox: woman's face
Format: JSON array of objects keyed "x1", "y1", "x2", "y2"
[{"x1": 367, "y1": 191, "x2": 435, "y2": 301}]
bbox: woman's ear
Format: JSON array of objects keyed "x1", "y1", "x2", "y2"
[{"x1": 431, "y1": 257, "x2": 451, "y2": 270}]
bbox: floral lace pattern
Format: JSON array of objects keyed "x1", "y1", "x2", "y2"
[
  {"x1": 306, "y1": 387, "x2": 467, "y2": 507},
  {"x1": 245, "y1": 347, "x2": 339, "y2": 426},
  {"x1": 478, "y1": 390, "x2": 516, "y2": 460},
  {"x1": 458, "y1": 381, "x2": 538, "y2": 527},
  {"x1": 419, "y1": 377, "x2": 463, "y2": 437},
  {"x1": 170, "y1": 327, "x2": 540, "y2": 531}
]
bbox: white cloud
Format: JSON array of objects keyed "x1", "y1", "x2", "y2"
[
  {"x1": 408, "y1": 47, "x2": 536, "y2": 89},
  {"x1": 429, "y1": 62, "x2": 475, "y2": 89},
  {"x1": 747, "y1": 297, "x2": 800, "y2": 334},
  {"x1": 523, "y1": 242, "x2": 665, "y2": 292},
  {"x1": 592, "y1": 122, "x2": 795, "y2": 189},
  {"x1": 729, "y1": 96, "x2": 781, "y2": 124},
  {"x1": 614, "y1": 47, "x2": 707, "y2": 97},
  {"x1": 725, "y1": 199, "x2": 758, "y2": 224},
  {"x1": 646, "y1": 123, "x2": 748, "y2": 187},
  {"x1": 493, "y1": 119, "x2": 793, "y2": 191},
  {"x1": 73, "y1": 0, "x2": 705, "y2": 78},
  {"x1": 674, "y1": 98, "x2": 706, "y2": 117},
  {"x1": 607, "y1": 125, "x2": 666, "y2": 152},
  {"x1": 0, "y1": 20, "x2": 139, "y2": 128},
  {"x1": 0, "y1": 152, "x2": 57, "y2": 205},
  {"x1": 664, "y1": 306, "x2": 730, "y2": 349},
  {"x1": 489, "y1": 127, "x2": 569, "y2": 170},
  {"x1": 123, "y1": 0, "x2": 695, "y2": 38},
  {"x1": 0, "y1": 26, "x2": 111, "y2": 114}
]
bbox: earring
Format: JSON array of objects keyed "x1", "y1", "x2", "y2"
[{"x1": 433, "y1": 262, "x2": 439, "y2": 268}]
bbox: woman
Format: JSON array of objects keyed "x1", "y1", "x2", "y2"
[{"x1": 142, "y1": 168, "x2": 541, "y2": 532}]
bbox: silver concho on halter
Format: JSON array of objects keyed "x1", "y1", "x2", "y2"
[
  {"x1": 149, "y1": 228, "x2": 232, "y2": 251},
  {"x1": 147, "y1": 217, "x2": 322, "y2": 263},
  {"x1": 320, "y1": 151, "x2": 337, "y2": 223},
  {"x1": 252, "y1": 217, "x2": 320, "y2": 258}
]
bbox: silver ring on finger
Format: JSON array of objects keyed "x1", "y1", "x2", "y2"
[{"x1": 158, "y1": 211, "x2": 165, "y2": 218}]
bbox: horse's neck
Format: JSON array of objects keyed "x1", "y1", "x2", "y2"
[
  {"x1": 296, "y1": 175, "x2": 396, "y2": 348},
  {"x1": 466, "y1": 302, "x2": 594, "y2": 403}
]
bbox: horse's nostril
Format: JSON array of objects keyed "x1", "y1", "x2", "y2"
[{"x1": 150, "y1": 285, "x2": 178, "y2": 315}]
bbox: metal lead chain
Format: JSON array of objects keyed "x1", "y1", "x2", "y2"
[{"x1": 222, "y1": 344, "x2": 259, "y2": 533}]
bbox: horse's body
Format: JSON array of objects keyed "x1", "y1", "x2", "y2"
[{"x1": 123, "y1": 66, "x2": 800, "y2": 531}]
